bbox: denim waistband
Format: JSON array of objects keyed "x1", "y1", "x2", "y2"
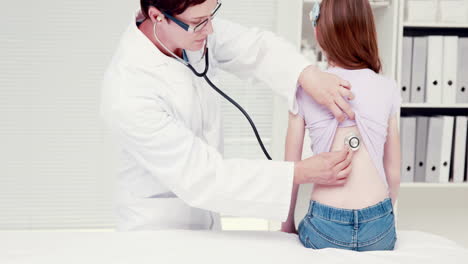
[{"x1": 306, "y1": 198, "x2": 393, "y2": 224}]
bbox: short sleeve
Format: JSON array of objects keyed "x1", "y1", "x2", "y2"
[
  {"x1": 389, "y1": 81, "x2": 402, "y2": 117},
  {"x1": 295, "y1": 85, "x2": 306, "y2": 120}
]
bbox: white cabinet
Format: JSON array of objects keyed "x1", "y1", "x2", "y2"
[{"x1": 396, "y1": 0, "x2": 468, "y2": 248}]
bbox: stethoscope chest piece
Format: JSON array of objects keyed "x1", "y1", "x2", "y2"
[{"x1": 344, "y1": 133, "x2": 361, "y2": 151}]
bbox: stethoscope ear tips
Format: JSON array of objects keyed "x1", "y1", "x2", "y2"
[{"x1": 344, "y1": 133, "x2": 361, "y2": 151}]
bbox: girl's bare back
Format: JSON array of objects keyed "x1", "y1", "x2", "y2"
[{"x1": 310, "y1": 125, "x2": 388, "y2": 209}]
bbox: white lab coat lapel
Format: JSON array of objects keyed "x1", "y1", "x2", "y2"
[{"x1": 184, "y1": 47, "x2": 223, "y2": 149}]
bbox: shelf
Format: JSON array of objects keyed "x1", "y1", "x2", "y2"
[
  {"x1": 403, "y1": 25, "x2": 468, "y2": 37},
  {"x1": 404, "y1": 22, "x2": 468, "y2": 29},
  {"x1": 401, "y1": 104, "x2": 468, "y2": 116},
  {"x1": 401, "y1": 183, "x2": 468, "y2": 188},
  {"x1": 402, "y1": 103, "x2": 468, "y2": 109}
]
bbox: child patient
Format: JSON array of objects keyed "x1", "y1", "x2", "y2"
[{"x1": 281, "y1": 0, "x2": 401, "y2": 251}]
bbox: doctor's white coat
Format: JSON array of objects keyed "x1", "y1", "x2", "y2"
[{"x1": 101, "y1": 14, "x2": 310, "y2": 231}]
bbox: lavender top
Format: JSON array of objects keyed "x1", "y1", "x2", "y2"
[{"x1": 296, "y1": 67, "x2": 402, "y2": 187}]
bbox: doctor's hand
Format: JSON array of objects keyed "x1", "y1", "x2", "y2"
[
  {"x1": 293, "y1": 147, "x2": 353, "y2": 185},
  {"x1": 299, "y1": 66, "x2": 355, "y2": 122}
]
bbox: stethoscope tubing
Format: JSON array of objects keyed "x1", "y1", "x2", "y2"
[{"x1": 153, "y1": 22, "x2": 272, "y2": 160}]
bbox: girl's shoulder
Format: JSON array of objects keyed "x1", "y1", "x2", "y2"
[{"x1": 326, "y1": 67, "x2": 397, "y2": 94}]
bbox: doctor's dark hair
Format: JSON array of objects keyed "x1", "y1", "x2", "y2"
[
  {"x1": 141, "y1": 0, "x2": 207, "y2": 18},
  {"x1": 315, "y1": 0, "x2": 382, "y2": 73}
]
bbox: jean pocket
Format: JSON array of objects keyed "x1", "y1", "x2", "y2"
[
  {"x1": 385, "y1": 236, "x2": 397, "y2": 250},
  {"x1": 298, "y1": 217, "x2": 319, "y2": 249},
  {"x1": 305, "y1": 236, "x2": 318, "y2": 249},
  {"x1": 358, "y1": 226, "x2": 397, "y2": 251},
  {"x1": 299, "y1": 216, "x2": 353, "y2": 250},
  {"x1": 298, "y1": 218, "x2": 313, "y2": 248},
  {"x1": 298, "y1": 226, "x2": 320, "y2": 249}
]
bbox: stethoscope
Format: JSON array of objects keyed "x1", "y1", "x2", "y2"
[
  {"x1": 153, "y1": 22, "x2": 273, "y2": 160},
  {"x1": 152, "y1": 22, "x2": 362, "y2": 159},
  {"x1": 345, "y1": 133, "x2": 360, "y2": 151}
]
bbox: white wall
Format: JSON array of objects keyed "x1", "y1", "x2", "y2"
[
  {"x1": 0, "y1": 0, "x2": 281, "y2": 230},
  {"x1": 0, "y1": 0, "x2": 136, "y2": 229}
]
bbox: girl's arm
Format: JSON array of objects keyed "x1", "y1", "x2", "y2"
[
  {"x1": 383, "y1": 115, "x2": 401, "y2": 207},
  {"x1": 281, "y1": 112, "x2": 306, "y2": 233}
]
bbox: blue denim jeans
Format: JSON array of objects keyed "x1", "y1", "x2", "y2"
[{"x1": 298, "y1": 198, "x2": 396, "y2": 251}]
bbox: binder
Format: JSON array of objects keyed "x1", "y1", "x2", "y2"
[
  {"x1": 466, "y1": 130, "x2": 468, "y2": 182},
  {"x1": 400, "y1": 117, "x2": 417, "y2": 182},
  {"x1": 410, "y1": 37, "x2": 428, "y2": 103},
  {"x1": 426, "y1": 36, "x2": 444, "y2": 104},
  {"x1": 453, "y1": 116, "x2": 468, "y2": 183},
  {"x1": 414, "y1": 117, "x2": 429, "y2": 182},
  {"x1": 439, "y1": 116, "x2": 454, "y2": 182},
  {"x1": 442, "y1": 36, "x2": 458, "y2": 105},
  {"x1": 457, "y1": 38, "x2": 468, "y2": 103},
  {"x1": 425, "y1": 117, "x2": 444, "y2": 182},
  {"x1": 401, "y1": 37, "x2": 413, "y2": 103}
]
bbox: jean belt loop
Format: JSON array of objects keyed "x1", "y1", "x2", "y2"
[
  {"x1": 353, "y1": 210, "x2": 359, "y2": 230},
  {"x1": 308, "y1": 200, "x2": 315, "y2": 216}
]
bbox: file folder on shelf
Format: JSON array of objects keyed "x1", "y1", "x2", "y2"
[
  {"x1": 414, "y1": 117, "x2": 429, "y2": 182},
  {"x1": 466, "y1": 133, "x2": 468, "y2": 182},
  {"x1": 425, "y1": 117, "x2": 444, "y2": 183},
  {"x1": 401, "y1": 37, "x2": 413, "y2": 103},
  {"x1": 410, "y1": 37, "x2": 428, "y2": 103},
  {"x1": 426, "y1": 36, "x2": 443, "y2": 104},
  {"x1": 426, "y1": 116, "x2": 454, "y2": 183},
  {"x1": 400, "y1": 117, "x2": 417, "y2": 182},
  {"x1": 453, "y1": 116, "x2": 467, "y2": 183},
  {"x1": 457, "y1": 38, "x2": 468, "y2": 104},
  {"x1": 439, "y1": 116, "x2": 454, "y2": 183},
  {"x1": 442, "y1": 36, "x2": 458, "y2": 105}
]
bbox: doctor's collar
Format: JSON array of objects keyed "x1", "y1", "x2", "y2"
[{"x1": 128, "y1": 11, "x2": 174, "y2": 67}]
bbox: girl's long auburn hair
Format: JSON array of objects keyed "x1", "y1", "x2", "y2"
[{"x1": 315, "y1": 0, "x2": 382, "y2": 73}]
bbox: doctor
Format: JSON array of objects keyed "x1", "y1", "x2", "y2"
[{"x1": 101, "y1": 0, "x2": 355, "y2": 231}]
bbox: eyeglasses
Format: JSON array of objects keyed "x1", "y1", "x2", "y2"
[{"x1": 163, "y1": 1, "x2": 222, "y2": 33}]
